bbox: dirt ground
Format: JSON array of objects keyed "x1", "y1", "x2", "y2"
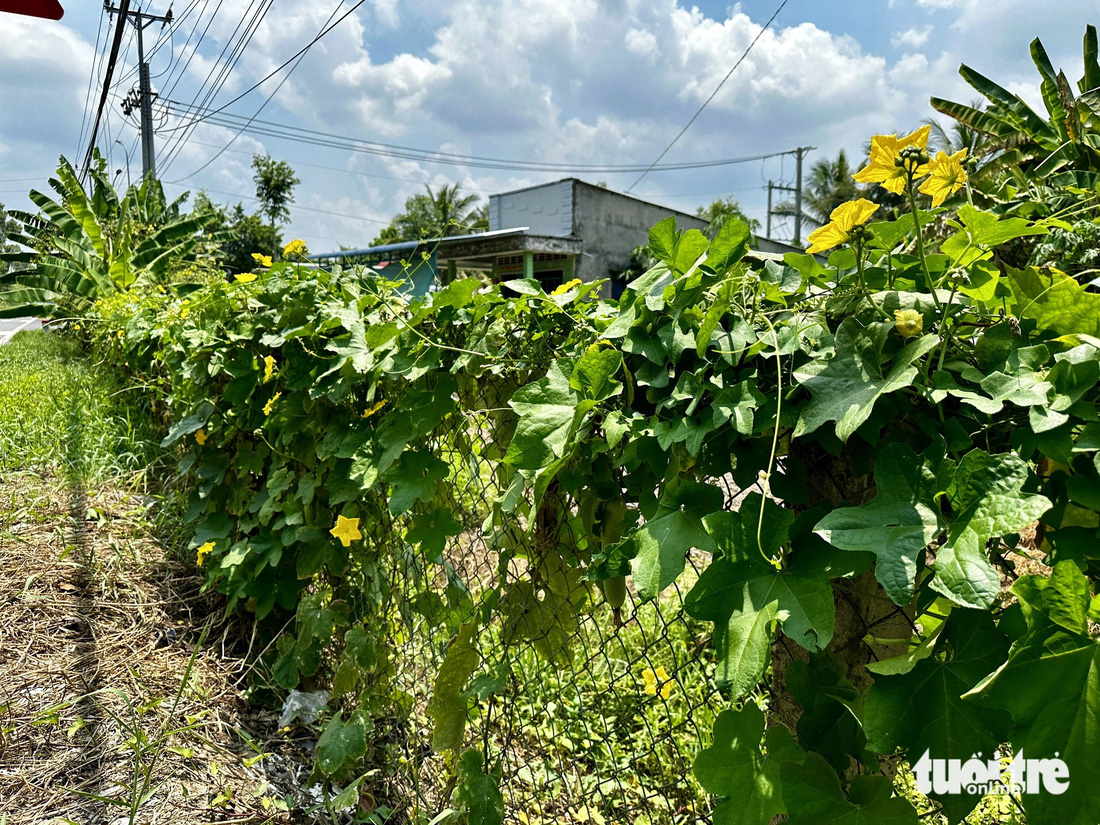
[{"x1": 0, "y1": 470, "x2": 322, "y2": 825}]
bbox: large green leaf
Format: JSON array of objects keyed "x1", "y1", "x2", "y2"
[
  {"x1": 781, "y1": 752, "x2": 918, "y2": 825},
  {"x1": 966, "y1": 562, "x2": 1100, "y2": 825},
  {"x1": 864, "y1": 610, "x2": 1011, "y2": 823},
  {"x1": 1006, "y1": 265, "x2": 1100, "y2": 338},
  {"x1": 686, "y1": 496, "x2": 849, "y2": 697},
  {"x1": 628, "y1": 480, "x2": 721, "y2": 601},
  {"x1": 454, "y1": 748, "x2": 504, "y2": 825},
  {"x1": 427, "y1": 621, "x2": 479, "y2": 752},
  {"x1": 815, "y1": 442, "x2": 950, "y2": 605},
  {"x1": 692, "y1": 702, "x2": 794, "y2": 825},
  {"x1": 503, "y1": 361, "x2": 582, "y2": 470},
  {"x1": 931, "y1": 451, "x2": 1051, "y2": 609},
  {"x1": 794, "y1": 317, "x2": 939, "y2": 442},
  {"x1": 381, "y1": 450, "x2": 449, "y2": 515},
  {"x1": 315, "y1": 712, "x2": 368, "y2": 777}
]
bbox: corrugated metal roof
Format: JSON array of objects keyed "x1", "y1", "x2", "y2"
[{"x1": 308, "y1": 227, "x2": 531, "y2": 260}]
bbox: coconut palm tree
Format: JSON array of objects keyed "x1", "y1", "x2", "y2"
[{"x1": 374, "y1": 184, "x2": 486, "y2": 245}]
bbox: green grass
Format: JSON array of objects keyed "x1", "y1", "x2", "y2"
[{"x1": 0, "y1": 330, "x2": 163, "y2": 482}]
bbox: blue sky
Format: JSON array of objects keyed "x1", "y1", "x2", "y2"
[{"x1": 1, "y1": 1, "x2": 1098, "y2": 251}]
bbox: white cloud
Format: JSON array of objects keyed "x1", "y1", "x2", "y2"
[
  {"x1": 891, "y1": 26, "x2": 933, "y2": 49},
  {"x1": 624, "y1": 27, "x2": 660, "y2": 61}
]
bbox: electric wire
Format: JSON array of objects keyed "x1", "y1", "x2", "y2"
[
  {"x1": 157, "y1": 0, "x2": 271, "y2": 174},
  {"x1": 83, "y1": 0, "x2": 133, "y2": 178},
  {"x1": 625, "y1": 0, "x2": 791, "y2": 192},
  {"x1": 76, "y1": 7, "x2": 108, "y2": 160},
  {"x1": 165, "y1": 1, "x2": 346, "y2": 181},
  {"x1": 162, "y1": 100, "x2": 799, "y2": 173}
]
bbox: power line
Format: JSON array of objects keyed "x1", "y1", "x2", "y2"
[
  {"x1": 161, "y1": 100, "x2": 799, "y2": 173},
  {"x1": 626, "y1": 0, "x2": 790, "y2": 192},
  {"x1": 165, "y1": 0, "x2": 345, "y2": 181},
  {"x1": 157, "y1": 0, "x2": 370, "y2": 133},
  {"x1": 157, "y1": 0, "x2": 271, "y2": 174},
  {"x1": 76, "y1": 6, "x2": 108, "y2": 160},
  {"x1": 83, "y1": 0, "x2": 133, "y2": 178}
]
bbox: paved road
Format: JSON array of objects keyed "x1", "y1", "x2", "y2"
[{"x1": 0, "y1": 317, "x2": 41, "y2": 345}]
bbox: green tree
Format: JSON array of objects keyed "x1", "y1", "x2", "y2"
[
  {"x1": 696, "y1": 196, "x2": 759, "y2": 239},
  {"x1": 252, "y1": 154, "x2": 300, "y2": 257},
  {"x1": 0, "y1": 201, "x2": 21, "y2": 277},
  {"x1": 191, "y1": 192, "x2": 278, "y2": 275},
  {"x1": 373, "y1": 184, "x2": 486, "y2": 245}
]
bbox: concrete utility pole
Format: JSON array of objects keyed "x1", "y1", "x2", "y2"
[
  {"x1": 793, "y1": 146, "x2": 815, "y2": 246},
  {"x1": 108, "y1": 1, "x2": 172, "y2": 180},
  {"x1": 766, "y1": 179, "x2": 797, "y2": 241}
]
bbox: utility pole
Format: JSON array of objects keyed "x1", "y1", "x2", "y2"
[
  {"x1": 793, "y1": 146, "x2": 815, "y2": 246},
  {"x1": 108, "y1": 1, "x2": 172, "y2": 181},
  {"x1": 766, "y1": 181, "x2": 773, "y2": 239},
  {"x1": 766, "y1": 180, "x2": 797, "y2": 240}
]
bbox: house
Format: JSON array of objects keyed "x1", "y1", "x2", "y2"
[{"x1": 310, "y1": 178, "x2": 793, "y2": 295}]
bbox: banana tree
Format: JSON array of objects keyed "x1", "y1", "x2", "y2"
[
  {"x1": 0, "y1": 155, "x2": 214, "y2": 320},
  {"x1": 931, "y1": 25, "x2": 1100, "y2": 192}
]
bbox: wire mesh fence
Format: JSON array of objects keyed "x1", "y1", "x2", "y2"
[{"x1": 362, "y1": 375, "x2": 734, "y2": 824}]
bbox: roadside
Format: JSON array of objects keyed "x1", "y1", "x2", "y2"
[
  {"x1": 0, "y1": 317, "x2": 41, "y2": 345},
  {"x1": 0, "y1": 330, "x2": 331, "y2": 825}
]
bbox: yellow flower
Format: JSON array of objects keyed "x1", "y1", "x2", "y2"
[
  {"x1": 894, "y1": 309, "x2": 924, "y2": 339},
  {"x1": 251, "y1": 253, "x2": 273, "y2": 267},
  {"x1": 283, "y1": 239, "x2": 308, "y2": 258},
  {"x1": 330, "y1": 515, "x2": 362, "y2": 547},
  {"x1": 919, "y1": 149, "x2": 968, "y2": 207},
  {"x1": 805, "y1": 199, "x2": 880, "y2": 255},
  {"x1": 362, "y1": 399, "x2": 388, "y2": 419},
  {"x1": 263, "y1": 355, "x2": 276, "y2": 383},
  {"x1": 180, "y1": 304, "x2": 191, "y2": 319},
  {"x1": 853, "y1": 125, "x2": 932, "y2": 195},
  {"x1": 195, "y1": 428, "x2": 207, "y2": 446},
  {"x1": 235, "y1": 272, "x2": 258, "y2": 283},
  {"x1": 642, "y1": 666, "x2": 674, "y2": 700},
  {"x1": 195, "y1": 541, "x2": 215, "y2": 566},
  {"x1": 263, "y1": 392, "x2": 281, "y2": 416},
  {"x1": 551, "y1": 278, "x2": 582, "y2": 296}
]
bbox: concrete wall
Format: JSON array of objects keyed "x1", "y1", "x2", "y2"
[
  {"x1": 489, "y1": 180, "x2": 573, "y2": 236},
  {"x1": 570, "y1": 180, "x2": 707, "y2": 283}
]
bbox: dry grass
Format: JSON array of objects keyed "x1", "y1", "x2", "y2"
[{"x1": 0, "y1": 470, "x2": 321, "y2": 825}]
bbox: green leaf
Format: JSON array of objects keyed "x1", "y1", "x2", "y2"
[
  {"x1": 815, "y1": 442, "x2": 950, "y2": 605},
  {"x1": 712, "y1": 380, "x2": 767, "y2": 436},
  {"x1": 570, "y1": 346, "x2": 622, "y2": 401},
  {"x1": 698, "y1": 278, "x2": 734, "y2": 358},
  {"x1": 864, "y1": 610, "x2": 1011, "y2": 822},
  {"x1": 316, "y1": 712, "x2": 368, "y2": 776},
  {"x1": 406, "y1": 507, "x2": 463, "y2": 562},
  {"x1": 794, "y1": 318, "x2": 939, "y2": 442},
  {"x1": 161, "y1": 401, "x2": 215, "y2": 447},
  {"x1": 648, "y1": 217, "x2": 679, "y2": 266},
  {"x1": 1007, "y1": 265, "x2": 1100, "y2": 338},
  {"x1": 503, "y1": 361, "x2": 581, "y2": 470},
  {"x1": 949, "y1": 204, "x2": 1047, "y2": 248},
  {"x1": 427, "y1": 621, "x2": 479, "y2": 752},
  {"x1": 965, "y1": 562, "x2": 1100, "y2": 825},
  {"x1": 703, "y1": 217, "x2": 751, "y2": 273},
  {"x1": 692, "y1": 702, "x2": 789, "y2": 825},
  {"x1": 454, "y1": 748, "x2": 504, "y2": 825},
  {"x1": 786, "y1": 650, "x2": 871, "y2": 772},
  {"x1": 382, "y1": 450, "x2": 449, "y2": 515},
  {"x1": 781, "y1": 752, "x2": 918, "y2": 825},
  {"x1": 686, "y1": 496, "x2": 841, "y2": 697},
  {"x1": 931, "y1": 451, "x2": 1051, "y2": 609},
  {"x1": 628, "y1": 480, "x2": 721, "y2": 601}
]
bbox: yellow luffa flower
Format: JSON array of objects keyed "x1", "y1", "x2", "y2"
[
  {"x1": 805, "y1": 199, "x2": 880, "y2": 254},
  {"x1": 642, "y1": 666, "x2": 674, "y2": 699},
  {"x1": 251, "y1": 253, "x2": 273, "y2": 267},
  {"x1": 235, "y1": 272, "x2": 258, "y2": 283},
  {"x1": 330, "y1": 515, "x2": 362, "y2": 547},
  {"x1": 894, "y1": 309, "x2": 924, "y2": 339},
  {"x1": 195, "y1": 541, "x2": 215, "y2": 566},
  {"x1": 283, "y1": 239, "x2": 308, "y2": 257},
  {"x1": 195, "y1": 428, "x2": 208, "y2": 446},
  {"x1": 263, "y1": 355, "x2": 276, "y2": 383},
  {"x1": 853, "y1": 125, "x2": 932, "y2": 195},
  {"x1": 263, "y1": 392, "x2": 281, "y2": 416},
  {"x1": 551, "y1": 278, "x2": 582, "y2": 296},
  {"x1": 362, "y1": 399, "x2": 388, "y2": 419},
  {"x1": 919, "y1": 149, "x2": 968, "y2": 207}
]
